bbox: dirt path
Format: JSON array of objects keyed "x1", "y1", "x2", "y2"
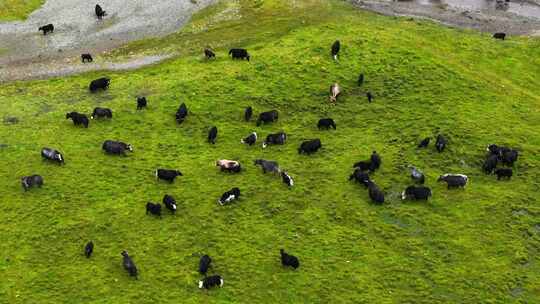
[
  {"x1": 2, "y1": 0, "x2": 539, "y2": 82},
  {"x1": 351, "y1": 0, "x2": 540, "y2": 36},
  {"x1": 0, "y1": 0, "x2": 216, "y2": 82},
  {"x1": 0, "y1": 54, "x2": 175, "y2": 82}
]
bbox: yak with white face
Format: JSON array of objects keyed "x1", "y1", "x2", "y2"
[{"x1": 199, "y1": 275, "x2": 224, "y2": 289}]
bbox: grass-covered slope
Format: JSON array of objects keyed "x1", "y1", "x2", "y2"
[
  {"x1": 1, "y1": 0, "x2": 540, "y2": 303},
  {"x1": 0, "y1": 0, "x2": 43, "y2": 21}
]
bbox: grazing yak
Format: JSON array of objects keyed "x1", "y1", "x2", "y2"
[
  {"x1": 366, "y1": 92, "x2": 374, "y2": 103},
  {"x1": 262, "y1": 132, "x2": 287, "y2": 148},
  {"x1": 329, "y1": 83, "x2": 341, "y2": 103},
  {"x1": 486, "y1": 144, "x2": 518, "y2": 165},
  {"x1": 318, "y1": 118, "x2": 336, "y2": 130},
  {"x1": 280, "y1": 249, "x2": 300, "y2": 269},
  {"x1": 483, "y1": 154, "x2": 498, "y2": 174},
  {"x1": 21, "y1": 175, "x2": 43, "y2": 191},
  {"x1": 438, "y1": 174, "x2": 468, "y2": 189},
  {"x1": 495, "y1": 168, "x2": 512, "y2": 180},
  {"x1": 216, "y1": 159, "x2": 242, "y2": 173},
  {"x1": 102, "y1": 140, "x2": 133, "y2": 156},
  {"x1": 367, "y1": 181, "x2": 385, "y2": 204},
  {"x1": 199, "y1": 275, "x2": 224, "y2": 289},
  {"x1": 162, "y1": 194, "x2": 177, "y2": 214},
  {"x1": 256, "y1": 110, "x2": 278, "y2": 126},
  {"x1": 331, "y1": 40, "x2": 340, "y2": 60},
  {"x1": 91, "y1": 107, "x2": 112, "y2": 119},
  {"x1": 358, "y1": 73, "x2": 364, "y2": 86},
  {"x1": 204, "y1": 48, "x2": 215, "y2": 59},
  {"x1": 281, "y1": 171, "x2": 294, "y2": 187},
  {"x1": 229, "y1": 48, "x2": 250, "y2": 61},
  {"x1": 435, "y1": 134, "x2": 447, "y2": 152},
  {"x1": 146, "y1": 202, "x2": 162, "y2": 218},
  {"x1": 418, "y1": 137, "x2": 430, "y2": 148},
  {"x1": 487, "y1": 144, "x2": 502, "y2": 156},
  {"x1": 409, "y1": 166, "x2": 425, "y2": 184},
  {"x1": 176, "y1": 103, "x2": 188, "y2": 124},
  {"x1": 85, "y1": 241, "x2": 94, "y2": 258},
  {"x1": 81, "y1": 53, "x2": 93, "y2": 63},
  {"x1": 244, "y1": 106, "x2": 253, "y2": 121},
  {"x1": 370, "y1": 151, "x2": 381, "y2": 171},
  {"x1": 155, "y1": 169, "x2": 183, "y2": 183},
  {"x1": 121, "y1": 251, "x2": 138, "y2": 279},
  {"x1": 501, "y1": 149, "x2": 519, "y2": 166},
  {"x1": 199, "y1": 255, "x2": 212, "y2": 275},
  {"x1": 208, "y1": 126, "x2": 218, "y2": 144},
  {"x1": 254, "y1": 159, "x2": 280, "y2": 174},
  {"x1": 241, "y1": 132, "x2": 257, "y2": 146},
  {"x1": 95, "y1": 4, "x2": 107, "y2": 19},
  {"x1": 353, "y1": 152, "x2": 381, "y2": 172},
  {"x1": 349, "y1": 168, "x2": 370, "y2": 187},
  {"x1": 493, "y1": 32, "x2": 506, "y2": 40},
  {"x1": 402, "y1": 186, "x2": 432, "y2": 201},
  {"x1": 66, "y1": 112, "x2": 89, "y2": 128},
  {"x1": 38, "y1": 24, "x2": 54, "y2": 35},
  {"x1": 353, "y1": 160, "x2": 372, "y2": 172},
  {"x1": 218, "y1": 187, "x2": 241, "y2": 205},
  {"x1": 298, "y1": 139, "x2": 321, "y2": 154},
  {"x1": 41, "y1": 147, "x2": 64, "y2": 165},
  {"x1": 137, "y1": 97, "x2": 147, "y2": 110},
  {"x1": 89, "y1": 77, "x2": 110, "y2": 93}
]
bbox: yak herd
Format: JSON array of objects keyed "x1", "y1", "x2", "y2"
[{"x1": 23, "y1": 3, "x2": 519, "y2": 290}]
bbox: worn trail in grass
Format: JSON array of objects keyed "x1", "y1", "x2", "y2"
[{"x1": 1, "y1": 0, "x2": 539, "y2": 303}]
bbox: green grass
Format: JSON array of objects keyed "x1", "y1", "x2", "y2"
[
  {"x1": 0, "y1": 0, "x2": 44, "y2": 21},
  {"x1": 1, "y1": 0, "x2": 540, "y2": 302}
]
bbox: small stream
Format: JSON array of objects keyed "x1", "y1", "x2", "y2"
[{"x1": 409, "y1": 0, "x2": 540, "y2": 19}]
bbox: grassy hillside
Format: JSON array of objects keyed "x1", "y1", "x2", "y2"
[
  {"x1": 0, "y1": 0, "x2": 43, "y2": 21},
  {"x1": 1, "y1": 0, "x2": 540, "y2": 303}
]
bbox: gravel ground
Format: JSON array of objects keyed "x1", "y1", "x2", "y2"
[
  {"x1": 351, "y1": 0, "x2": 540, "y2": 36},
  {"x1": 2, "y1": 0, "x2": 539, "y2": 82},
  {"x1": 0, "y1": 54, "x2": 174, "y2": 81},
  {"x1": 0, "y1": 0, "x2": 216, "y2": 82}
]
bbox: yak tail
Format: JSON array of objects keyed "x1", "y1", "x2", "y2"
[
  {"x1": 240, "y1": 139, "x2": 245, "y2": 144},
  {"x1": 333, "y1": 54, "x2": 338, "y2": 61},
  {"x1": 228, "y1": 49, "x2": 233, "y2": 55}
]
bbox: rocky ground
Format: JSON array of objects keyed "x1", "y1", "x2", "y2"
[
  {"x1": 0, "y1": 0, "x2": 216, "y2": 82},
  {"x1": 1, "y1": 0, "x2": 539, "y2": 82},
  {"x1": 352, "y1": 0, "x2": 540, "y2": 36}
]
